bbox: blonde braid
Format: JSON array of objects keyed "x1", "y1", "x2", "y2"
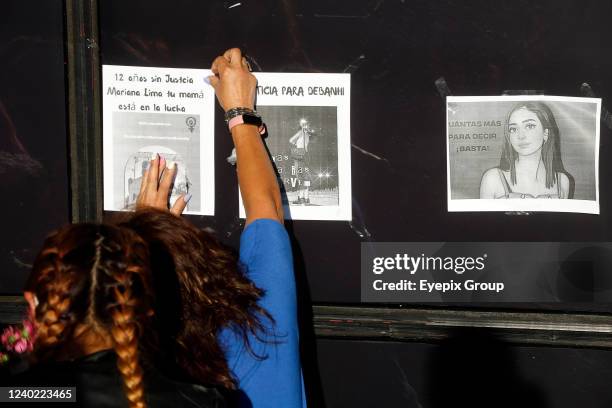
[
  {"x1": 29, "y1": 224, "x2": 151, "y2": 408},
  {"x1": 35, "y1": 247, "x2": 72, "y2": 349},
  {"x1": 109, "y1": 254, "x2": 147, "y2": 408}
]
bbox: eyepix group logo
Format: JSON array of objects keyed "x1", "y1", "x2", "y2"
[{"x1": 372, "y1": 253, "x2": 488, "y2": 275}]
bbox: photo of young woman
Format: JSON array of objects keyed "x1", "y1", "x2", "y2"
[{"x1": 479, "y1": 102, "x2": 573, "y2": 199}]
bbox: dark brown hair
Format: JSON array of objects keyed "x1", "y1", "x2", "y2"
[
  {"x1": 500, "y1": 102, "x2": 566, "y2": 188},
  {"x1": 121, "y1": 209, "x2": 271, "y2": 389},
  {"x1": 26, "y1": 224, "x2": 152, "y2": 408}
]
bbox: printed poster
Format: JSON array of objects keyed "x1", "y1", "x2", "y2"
[
  {"x1": 239, "y1": 72, "x2": 352, "y2": 221},
  {"x1": 447, "y1": 95, "x2": 600, "y2": 214},
  {"x1": 102, "y1": 65, "x2": 215, "y2": 215}
]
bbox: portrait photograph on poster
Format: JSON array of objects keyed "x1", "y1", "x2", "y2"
[
  {"x1": 446, "y1": 95, "x2": 601, "y2": 214},
  {"x1": 239, "y1": 72, "x2": 352, "y2": 221},
  {"x1": 102, "y1": 65, "x2": 216, "y2": 215}
]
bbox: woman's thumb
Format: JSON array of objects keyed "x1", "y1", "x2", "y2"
[{"x1": 205, "y1": 75, "x2": 219, "y2": 88}]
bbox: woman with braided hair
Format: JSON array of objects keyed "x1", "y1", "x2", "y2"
[
  {"x1": 11, "y1": 48, "x2": 305, "y2": 407},
  {"x1": 13, "y1": 222, "x2": 225, "y2": 408}
]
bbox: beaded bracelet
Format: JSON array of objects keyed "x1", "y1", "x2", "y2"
[
  {"x1": 224, "y1": 107, "x2": 258, "y2": 124},
  {"x1": 225, "y1": 107, "x2": 266, "y2": 135}
]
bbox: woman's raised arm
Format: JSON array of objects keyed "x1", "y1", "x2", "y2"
[{"x1": 208, "y1": 48, "x2": 283, "y2": 225}]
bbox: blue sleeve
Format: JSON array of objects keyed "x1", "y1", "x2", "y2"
[{"x1": 219, "y1": 219, "x2": 306, "y2": 408}]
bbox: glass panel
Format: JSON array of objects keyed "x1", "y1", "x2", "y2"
[
  {"x1": 0, "y1": 0, "x2": 69, "y2": 294},
  {"x1": 99, "y1": 0, "x2": 612, "y2": 311}
]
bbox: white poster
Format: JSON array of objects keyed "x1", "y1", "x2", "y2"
[
  {"x1": 102, "y1": 65, "x2": 215, "y2": 215},
  {"x1": 446, "y1": 95, "x2": 601, "y2": 214},
  {"x1": 238, "y1": 72, "x2": 352, "y2": 221}
]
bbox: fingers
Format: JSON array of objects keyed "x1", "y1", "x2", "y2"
[
  {"x1": 137, "y1": 154, "x2": 158, "y2": 206},
  {"x1": 159, "y1": 161, "x2": 176, "y2": 198},
  {"x1": 212, "y1": 49, "x2": 247, "y2": 75},
  {"x1": 211, "y1": 55, "x2": 230, "y2": 76},
  {"x1": 147, "y1": 153, "x2": 160, "y2": 187},
  {"x1": 139, "y1": 167, "x2": 149, "y2": 197},
  {"x1": 207, "y1": 74, "x2": 220, "y2": 89},
  {"x1": 210, "y1": 48, "x2": 254, "y2": 111},
  {"x1": 134, "y1": 153, "x2": 187, "y2": 215},
  {"x1": 224, "y1": 48, "x2": 243, "y2": 66},
  {"x1": 170, "y1": 193, "x2": 190, "y2": 216},
  {"x1": 159, "y1": 155, "x2": 166, "y2": 174}
]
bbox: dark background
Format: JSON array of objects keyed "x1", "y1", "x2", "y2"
[
  {"x1": 3, "y1": 0, "x2": 612, "y2": 406},
  {"x1": 0, "y1": 0, "x2": 70, "y2": 294},
  {"x1": 315, "y1": 336, "x2": 612, "y2": 408},
  {"x1": 99, "y1": 0, "x2": 612, "y2": 308}
]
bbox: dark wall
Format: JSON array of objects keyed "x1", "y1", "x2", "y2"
[
  {"x1": 97, "y1": 4, "x2": 612, "y2": 403},
  {"x1": 99, "y1": 0, "x2": 612, "y2": 307},
  {"x1": 2, "y1": 1, "x2": 611, "y2": 406},
  {"x1": 0, "y1": 0, "x2": 70, "y2": 294},
  {"x1": 316, "y1": 337, "x2": 612, "y2": 408}
]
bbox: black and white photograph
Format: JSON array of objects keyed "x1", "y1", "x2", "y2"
[
  {"x1": 102, "y1": 65, "x2": 215, "y2": 215},
  {"x1": 258, "y1": 105, "x2": 338, "y2": 207},
  {"x1": 241, "y1": 72, "x2": 352, "y2": 221},
  {"x1": 446, "y1": 96, "x2": 601, "y2": 214},
  {"x1": 112, "y1": 112, "x2": 201, "y2": 212}
]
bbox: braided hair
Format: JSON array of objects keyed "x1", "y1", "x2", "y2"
[{"x1": 26, "y1": 224, "x2": 153, "y2": 408}]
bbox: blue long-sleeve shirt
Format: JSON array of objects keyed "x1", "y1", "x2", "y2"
[{"x1": 219, "y1": 219, "x2": 307, "y2": 408}]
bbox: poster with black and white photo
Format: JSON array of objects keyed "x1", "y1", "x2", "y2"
[
  {"x1": 447, "y1": 95, "x2": 601, "y2": 214},
  {"x1": 238, "y1": 72, "x2": 352, "y2": 221},
  {"x1": 102, "y1": 65, "x2": 215, "y2": 215}
]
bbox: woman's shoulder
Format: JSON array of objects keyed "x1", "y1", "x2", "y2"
[
  {"x1": 480, "y1": 167, "x2": 506, "y2": 188},
  {"x1": 480, "y1": 167, "x2": 506, "y2": 199},
  {"x1": 481, "y1": 166, "x2": 504, "y2": 179}
]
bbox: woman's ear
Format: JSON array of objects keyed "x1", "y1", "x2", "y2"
[{"x1": 544, "y1": 128, "x2": 549, "y2": 142}]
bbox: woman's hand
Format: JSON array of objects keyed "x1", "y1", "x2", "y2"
[
  {"x1": 136, "y1": 153, "x2": 189, "y2": 216},
  {"x1": 208, "y1": 48, "x2": 283, "y2": 225},
  {"x1": 207, "y1": 48, "x2": 256, "y2": 111}
]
